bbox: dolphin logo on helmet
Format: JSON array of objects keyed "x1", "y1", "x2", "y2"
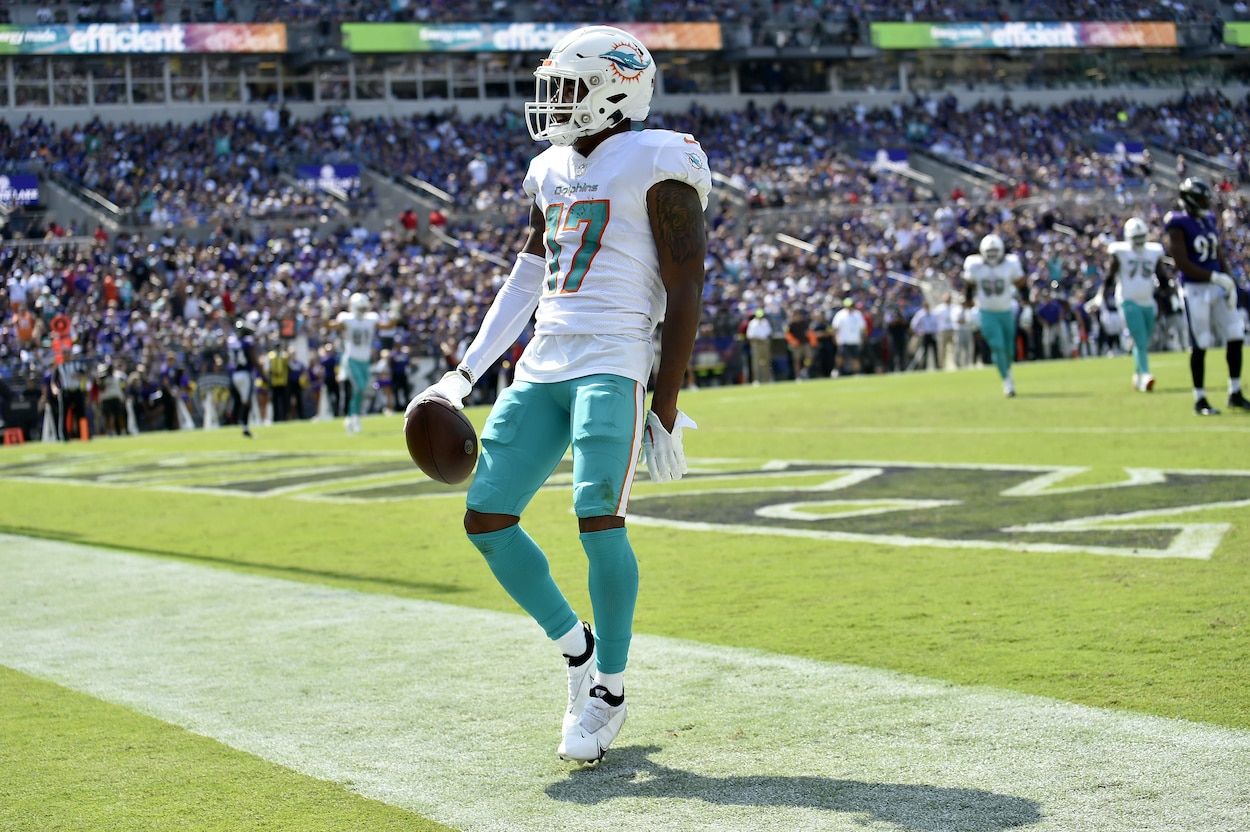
[{"x1": 601, "y1": 47, "x2": 652, "y2": 79}]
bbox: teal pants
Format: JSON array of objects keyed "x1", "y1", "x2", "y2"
[
  {"x1": 346, "y1": 358, "x2": 370, "y2": 416},
  {"x1": 979, "y1": 309, "x2": 1017, "y2": 380},
  {"x1": 1122, "y1": 300, "x2": 1155, "y2": 377},
  {"x1": 466, "y1": 375, "x2": 646, "y2": 676}
]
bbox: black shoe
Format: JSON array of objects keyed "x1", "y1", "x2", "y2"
[
  {"x1": 1228, "y1": 392, "x2": 1250, "y2": 411},
  {"x1": 1195, "y1": 398, "x2": 1221, "y2": 416}
]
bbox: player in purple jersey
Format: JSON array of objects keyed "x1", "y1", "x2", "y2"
[
  {"x1": 227, "y1": 318, "x2": 261, "y2": 437},
  {"x1": 1163, "y1": 178, "x2": 1249, "y2": 415}
]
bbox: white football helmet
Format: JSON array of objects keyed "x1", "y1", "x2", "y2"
[
  {"x1": 525, "y1": 25, "x2": 655, "y2": 147},
  {"x1": 979, "y1": 234, "x2": 1006, "y2": 266},
  {"x1": 349, "y1": 292, "x2": 370, "y2": 318},
  {"x1": 1123, "y1": 217, "x2": 1149, "y2": 250}
]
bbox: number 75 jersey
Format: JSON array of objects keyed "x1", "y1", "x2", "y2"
[
  {"x1": 1107, "y1": 240, "x2": 1164, "y2": 305},
  {"x1": 523, "y1": 129, "x2": 712, "y2": 342},
  {"x1": 963, "y1": 253, "x2": 1024, "y2": 312}
]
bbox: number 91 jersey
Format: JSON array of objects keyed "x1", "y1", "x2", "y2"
[
  {"x1": 523, "y1": 130, "x2": 712, "y2": 347},
  {"x1": 963, "y1": 253, "x2": 1024, "y2": 312},
  {"x1": 1163, "y1": 209, "x2": 1220, "y2": 283}
]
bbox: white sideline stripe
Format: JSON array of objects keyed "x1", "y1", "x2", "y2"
[{"x1": 1, "y1": 535, "x2": 1248, "y2": 832}]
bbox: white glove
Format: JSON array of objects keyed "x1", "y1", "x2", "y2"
[
  {"x1": 404, "y1": 369, "x2": 473, "y2": 425},
  {"x1": 1211, "y1": 272, "x2": 1238, "y2": 310},
  {"x1": 641, "y1": 410, "x2": 697, "y2": 484}
]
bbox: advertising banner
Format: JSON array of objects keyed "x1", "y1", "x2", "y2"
[
  {"x1": 871, "y1": 22, "x2": 1176, "y2": 50},
  {"x1": 296, "y1": 164, "x2": 361, "y2": 193},
  {"x1": 0, "y1": 23, "x2": 287, "y2": 55},
  {"x1": 0, "y1": 174, "x2": 39, "y2": 206},
  {"x1": 341, "y1": 22, "x2": 721, "y2": 53},
  {"x1": 1225, "y1": 23, "x2": 1250, "y2": 47},
  {"x1": 857, "y1": 148, "x2": 909, "y2": 166}
]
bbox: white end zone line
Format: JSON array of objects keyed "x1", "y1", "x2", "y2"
[{"x1": 1, "y1": 535, "x2": 1248, "y2": 832}]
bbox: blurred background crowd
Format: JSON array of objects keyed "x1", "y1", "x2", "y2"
[{"x1": 1, "y1": 0, "x2": 1249, "y2": 438}]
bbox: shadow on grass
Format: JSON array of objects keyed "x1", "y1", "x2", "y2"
[
  {"x1": 547, "y1": 745, "x2": 1042, "y2": 832},
  {"x1": 0, "y1": 525, "x2": 467, "y2": 596}
]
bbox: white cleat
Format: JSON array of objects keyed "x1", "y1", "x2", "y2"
[
  {"x1": 558, "y1": 685, "x2": 626, "y2": 763},
  {"x1": 1139, "y1": 374, "x2": 1155, "y2": 392},
  {"x1": 562, "y1": 623, "x2": 595, "y2": 736},
  {"x1": 1132, "y1": 373, "x2": 1140, "y2": 390},
  {"x1": 1003, "y1": 380, "x2": 1016, "y2": 398}
]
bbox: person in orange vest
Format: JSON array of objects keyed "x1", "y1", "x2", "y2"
[
  {"x1": 15, "y1": 308, "x2": 39, "y2": 349},
  {"x1": 102, "y1": 273, "x2": 120, "y2": 307}
]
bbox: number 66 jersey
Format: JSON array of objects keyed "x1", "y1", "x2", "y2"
[
  {"x1": 518, "y1": 129, "x2": 712, "y2": 386},
  {"x1": 963, "y1": 252, "x2": 1025, "y2": 312}
]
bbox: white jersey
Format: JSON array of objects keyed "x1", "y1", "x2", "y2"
[
  {"x1": 964, "y1": 254, "x2": 1025, "y2": 313},
  {"x1": 831, "y1": 308, "x2": 867, "y2": 345},
  {"x1": 336, "y1": 311, "x2": 378, "y2": 362},
  {"x1": 1108, "y1": 241, "x2": 1164, "y2": 306},
  {"x1": 517, "y1": 129, "x2": 712, "y2": 385}
]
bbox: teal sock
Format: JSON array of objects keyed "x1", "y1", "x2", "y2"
[
  {"x1": 468, "y1": 525, "x2": 578, "y2": 640},
  {"x1": 581, "y1": 527, "x2": 638, "y2": 676}
]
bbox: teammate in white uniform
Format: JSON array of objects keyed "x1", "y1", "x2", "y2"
[
  {"x1": 1103, "y1": 217, "x2": 1166, "y2": 392},
  {"x1": 332, "y1": 292, "x2": 378, "y2": 433},
  {"x1": 963, "y1": 234, "x2": 1028, "y2": 397},
  {"x1": 405, "y1": 25, "x2": 710, "y2": 763}
]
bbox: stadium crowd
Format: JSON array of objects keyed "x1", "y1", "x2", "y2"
[
  {"x1": 4, "y1": 159, "x2": 1247, "y2": 439},
  {"x1": 6, "y1": 91, "x2": 1247, "y2": 231},
  {"x1": 0, "y1": 0, "x2": 1227, "y2": 29},
  {"x1": 4, "y1": 86, "x2": 1250, "y2": 439}
]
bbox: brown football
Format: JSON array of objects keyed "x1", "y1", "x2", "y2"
[{"x1": 405, "y1": 397, "x2": 478, "y2": 484}]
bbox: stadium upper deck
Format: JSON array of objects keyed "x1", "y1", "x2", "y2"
[{"x1": 0, "y1": 0, "x2": 1230, "y2": 25}]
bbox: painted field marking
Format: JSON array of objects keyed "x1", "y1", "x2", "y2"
[{"x1": 1, "y1": 535, "x2": 1249, "y2": 832}]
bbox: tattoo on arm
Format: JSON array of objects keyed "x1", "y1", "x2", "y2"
[{"x1": 653, "y1": 181, "x2": 705, "y2": 265}]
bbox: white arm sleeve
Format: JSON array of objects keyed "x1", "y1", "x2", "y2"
[{"x1": 459, "y1": 252, "x2": 545, "y2": 382}]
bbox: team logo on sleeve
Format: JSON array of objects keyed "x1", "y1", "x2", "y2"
[
  {"x1": 685, "y1": 152, "x2": 705, "y2": 171},
  {"x1": 601, "y1": 43, "x2": 652, "y2": 81}
]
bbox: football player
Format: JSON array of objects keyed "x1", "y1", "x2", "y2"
[
  {"x1": 1103, "y1": 217, "x2": 1167, "y2": 392},
  {"x1": 405, "y1": 25, "x2": 710, "y2": 763},
  {"x1": 963, "y1": 234, "x2": 1029, "y2": 397},
  {"x1": 227, "y1": 317, "x2": 259, "y2": 438},
  {"x1": 1163, "y1": 178, "x2": 1248, "y2": 415},
  {"x1": 330, "y1": 292, "x2": 378, "y2": 433}
]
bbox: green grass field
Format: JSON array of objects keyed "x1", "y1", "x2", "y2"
[{"x1": 2, "y1": 352, "x2": 1249, "y2": 831}]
